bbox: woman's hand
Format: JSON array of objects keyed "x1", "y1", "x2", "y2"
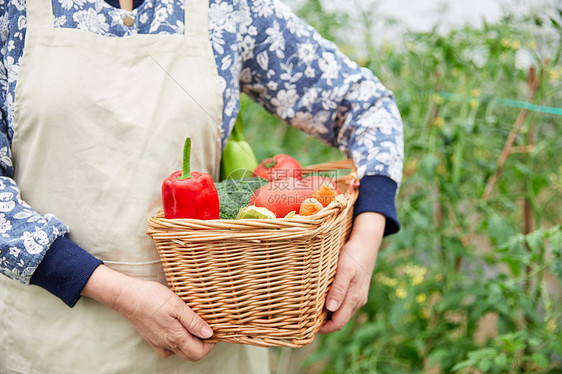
[
  {"x1": 319, "y1": 212, "x2": 385, "y2": 333},
  {"x1": 82, "y1": 265, "x2": 215, "y2": 361}
]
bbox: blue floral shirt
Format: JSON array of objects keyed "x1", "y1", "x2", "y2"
[{"x1": 0, "y1": 0, "x2": 403, "y2": 289}]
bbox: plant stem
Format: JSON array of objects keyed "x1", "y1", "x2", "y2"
[
  {"x1": 179, "y1": 137, "x2": 191, "y2": 180},
  {"x1": 482, "y1": 63, "x2": 546, "y2": 201},
  {"x1": 523, "y1": 122, "x2": 534, "y2": 297}
]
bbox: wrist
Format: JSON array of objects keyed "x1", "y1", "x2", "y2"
[
  {"x1": 81, "y1": 265, "x2": 136, "y2": 311},
  {"x1": 345, "y1": 212, "x2": 385, "y2": 270},
  {"x1": 349, "y1": 212, "x2": 385, "y2": 246}
]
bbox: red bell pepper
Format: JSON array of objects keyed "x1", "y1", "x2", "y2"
[{"x1": 162, "y1": 138, "x2": 220, "y2": 220}]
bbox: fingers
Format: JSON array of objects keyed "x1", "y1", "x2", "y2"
[
  {"x1": 151, "y1": 345, "x2": 174, "y2": 359},
  {"x1": 117, "y1": 280, "x2": 217, "y2": 362},
  {"x1": 176, "y1": 305, "x2": 214, "y2": 340},
  {"x1": 161, "y1": 328, "x2": 215, "y2": 362},
  {"x1": 176, "y1": 339, "x2": 216, "y2": 362},
  {"x1": 324, "y1": 260, "x2": 354, "y2": 313},
  {"x1": 319, "y1": 287, "x2": 366, "y2": 334},
  {"x1": 155, "y1": 296, "x2": 215, "y2": 361},
  {"x1": 320, "y1": 247, "x2": 371, "y2": 334}
]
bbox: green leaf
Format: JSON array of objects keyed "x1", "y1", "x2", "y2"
[
  {"x1": 493, "y1": 353, "x2": 508, "y2": 367},
  {"x1": 531, "y1": 175, "x2": 549, "y2": 196},
  {"x1": 525, "y1": 229, "x2": 545, "y2": 254},
  {"x1": 435, "y1": 290, "x2": 468, "y2": 312},
  {"x1": 452, "y1": 360, "x2": 476, "y2": 371},
  {"x1": 427, "y1": 348, "x2": 449, "y2": 367},
  {"x1": 477, "y1": 359, "x2": 492, "y2": 372},
  {"x1": 487, "y1": 214, "x2": 515, "y2": 245},
  {"x1": 548, "y1": 227, "x2": 562, "y2": 255},
  {"x1": 419, "y1": 154, "x2": 439, "y2": 180},
  {"x1": 551, "y1": 340, "x2": 562, "y2": 356},
  {"x1": 504, "y1": 257, "x2": 522, "y2": 277},
  {"x1": 531, "y1": 353, "x2": 549, "y2": 369}
]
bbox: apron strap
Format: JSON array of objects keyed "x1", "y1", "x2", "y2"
[
  {"x1": 186, "y1": 0, "x2": 210, "y2": 39},
  {"x1": 26, "y1": 0, "x2": 55, "y2": 34}
]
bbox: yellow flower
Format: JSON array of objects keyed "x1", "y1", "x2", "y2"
[
  {"x1": 395, "y1": 287, "x2": 407, "y2": 299},
  {"x1": 547, "y1": 318, "x2": 557, "y2": 334},
  {"x1": 412, "y1": 274, "x2": 424, "y2": 285},
  {"x1": 469, "y1": 99, "x2": 479, "y2": 108},
  {"x1": 375, "y1": 273, "x2": 398, "y2": 287},
  {"x1": 416, "y1": 293, "x2": 427, "y2": 304},
  {"x1": 550, "y1": 70, "x2": 560, "y2": 80},
  {"x1": 404, "y1": 264, "x2": 428, "y2": 278},
  {"x1": 432, "y1": 94, "x2": 444, "y2": 105},
  {"x1": 501, "y1": 39, "x2": 511, "y2": 47},
  {"x1": 382, "y1": 41, "x2": 393, "y2": 53},
  {"x1": 471, "y1": 88, "x2": 482, "y2": 97},
  {"x1": 511, "y1": 41, "x2": 521, "y2": 50},
  {"x1": 433, "y1": 117, "x2": 444, "y2": 128}
]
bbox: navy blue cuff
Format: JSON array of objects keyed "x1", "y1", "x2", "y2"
[
  {"x1": 353, "y1": 175, "x2": 400, "y2": 236},
  {"x1": 30, "y1": 235, "x2": 103, "y2": 308}
]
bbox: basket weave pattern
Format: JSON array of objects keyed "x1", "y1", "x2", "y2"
[{"x1": 147, "y1": 160, "x2": 357, "y2": 348}]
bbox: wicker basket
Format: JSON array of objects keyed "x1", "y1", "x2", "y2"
[{"x1": 146, "y1": 159, "x2": 358, "y2": 348}]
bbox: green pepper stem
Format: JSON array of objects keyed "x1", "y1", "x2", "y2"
[{"x1": 179, "y1": 137, "x2": 191, "y2": 180}]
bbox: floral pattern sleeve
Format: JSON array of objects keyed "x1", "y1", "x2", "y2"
[
  {"x1": 236, "y1": 0, "x2": 404, "y2": 183},
  {"x1": 0, "y1": 2, "x2": 70, "y2": 284}
]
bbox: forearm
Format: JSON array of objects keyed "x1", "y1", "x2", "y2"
[
  {"x1": 81, "y1": 264, "x2": 134, "y2": 310},
  {"x1": 346, "y1": 212, "x2": 385, "y2": 271}
]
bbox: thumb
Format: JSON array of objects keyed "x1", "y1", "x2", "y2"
[
  {"x1": 325, "y1": 267, "x2": 353, "y2": 312},
  {"x1": 177, "y1": 307, "x2": 214, "y2": 340}
]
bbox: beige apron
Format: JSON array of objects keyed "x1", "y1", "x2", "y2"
[{"x1": 0, "y1": 0, "x2": 269, "y2": 373}]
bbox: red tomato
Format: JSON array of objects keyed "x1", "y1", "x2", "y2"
[
  {"x1": 250, "y1": 177, "x2": 311, "y2": 217},
  {"x1": 253, "y1": 154, "x2": 303, "y2": 181}
]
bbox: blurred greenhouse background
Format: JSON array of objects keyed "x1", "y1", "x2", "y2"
[{"x1": 240, "y1": 0, "x2": 561, "y2": 372}]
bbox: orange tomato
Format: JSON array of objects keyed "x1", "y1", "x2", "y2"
[
  {"x1": 312, "y1": 183, "x2": 338, "y2": 207},
  {"x1": 299, "y1": 198, "x2": 324, "y2": 216}
]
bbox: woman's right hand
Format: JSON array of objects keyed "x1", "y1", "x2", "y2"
[{"x1": 82, "y1": 265, "x2": 215, "y2": 361}]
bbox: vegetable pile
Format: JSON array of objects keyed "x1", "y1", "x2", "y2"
[
  {"x1": 161, "y1": 125, "x2": 345, "y2": 220},
  {"x1": 218, "y1": 149, "x2": 342, "y2": 219}
]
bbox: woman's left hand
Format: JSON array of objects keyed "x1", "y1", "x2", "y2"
[{"x1": 319, "y1": 212, "x2": 385, "y2": 333}]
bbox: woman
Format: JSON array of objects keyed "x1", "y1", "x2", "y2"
[{"x1": 0, "y1": 0, "x2": 403, "y2": 372}]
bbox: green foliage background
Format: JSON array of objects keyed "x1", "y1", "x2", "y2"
[{"x1": 239, "y1": 2, "x2": 562, "y2": 372}]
